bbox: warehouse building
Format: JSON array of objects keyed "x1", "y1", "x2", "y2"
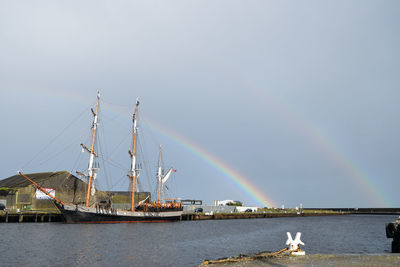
[{"x1": 0, "y1": 171, "x2": 150, "y2": 212}]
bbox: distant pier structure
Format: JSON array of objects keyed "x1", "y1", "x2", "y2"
[{"x1": 304, "y1": 208, "x2": 400, "y2": 215}]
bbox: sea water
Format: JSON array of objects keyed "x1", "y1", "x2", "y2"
[{"x1": 0, "y1": 214, "x2": 396, "y2": 266}]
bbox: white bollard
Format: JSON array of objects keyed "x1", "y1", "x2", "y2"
[{"x1": 286, "y1": 232, "x2": 305, "y2": 255}]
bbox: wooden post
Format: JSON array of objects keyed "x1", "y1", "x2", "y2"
[
  {"x1": 49, "y1": 213, "x2": 51, "y2": 222},
  {"x1": 19, "y1": 214, "x2": 23, "y2": 223},
  {"x1": 35, "y1": 213, "x2": 38, "y2": 223},
  {"x1": 5, "y1": 211, "x2": 8, "y2": 223}
]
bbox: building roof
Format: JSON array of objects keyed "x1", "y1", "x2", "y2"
[{"x1": 0, "y1": 171, "x2": 71, "y2": 188}]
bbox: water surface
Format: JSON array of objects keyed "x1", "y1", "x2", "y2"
[{"x1": 1, "y1": 215, "x2": 396, "y2": 266}]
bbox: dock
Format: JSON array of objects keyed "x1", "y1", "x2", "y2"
[{"x1": 0, "y1": 210, "x2": 63, "y2": 223}]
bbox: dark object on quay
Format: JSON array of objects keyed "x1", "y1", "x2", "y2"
[{"x1": 386, "y1": 217, "x2": 400, "y2": 253}]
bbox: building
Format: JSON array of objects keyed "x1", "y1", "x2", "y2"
[
  {"x1": 0, "y1": 171, "x2": 150, "y2": 211},
  {"x1": 235, "y1": 206, "x2": 259, "y2": 212},
  {"x1": 213, "y1": 200, "x2": 243, "y2": 206}
]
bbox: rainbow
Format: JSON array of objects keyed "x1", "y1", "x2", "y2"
[
  {"x1": 18, "y1": 88, "x2": 277, "y2": 207},
  {"x1": 15, "y1": 86, "x2": 392, "y2": 207},
  {"x1": 141, "y1": 118, "x2": 277, "y2": 208},
  {"x1": 235, "y1": 76, "x2": 390, "y2": 207}
]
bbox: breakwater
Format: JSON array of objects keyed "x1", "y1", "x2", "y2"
[
  {"x1": 181, "y1": 211, "x2": 345, "y2": 221},
  {"x1": 305, "y1": 208, "x2": 400, "y2": 215}
]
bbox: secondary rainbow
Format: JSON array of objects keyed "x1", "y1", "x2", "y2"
[{"x1": 236, "y1": 75, "x2": 390, "y2": 207}]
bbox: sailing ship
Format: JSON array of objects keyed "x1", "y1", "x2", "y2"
[{"x1": 19, "y1": 93, "x2": 183, "y2": 223}]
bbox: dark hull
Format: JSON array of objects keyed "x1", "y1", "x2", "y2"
[{"x1": 56, "y1": 203, "x2": 182, "y2": 224}]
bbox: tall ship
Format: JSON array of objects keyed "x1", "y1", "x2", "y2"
[{"x1": 19, "y1": 93, "x2": 183, "y2": 223}]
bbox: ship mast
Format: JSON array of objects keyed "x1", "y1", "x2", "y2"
[
  {"x1": 129, "y1": 99, "x2": 139, "y2": 211},
  {"x1": 85, "y1": 92, "x2": 100, "y2": 207},
  {"x1": 157, "y1": 145, "x2": 162, "y2": 204}
]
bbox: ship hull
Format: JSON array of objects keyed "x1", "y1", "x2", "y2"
[{"x1": 56, "y1": 203, "x2": 183, "y2": 223}]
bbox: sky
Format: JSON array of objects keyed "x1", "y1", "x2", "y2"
[{"x1": 1, "y1": 0, "x2": 399, "y2": 208}]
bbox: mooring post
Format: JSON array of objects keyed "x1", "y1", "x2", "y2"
[
  {"x1": 35, "y1": 213, "x2": 38, "y2": 223},
  {"x1": 19, "y1": 214, "x2": 23, "y2": 223},
  {"x1": 5, "y1": 211, "x2": 8, "y2": 223},
  {"x1": 286, "y1": 232, "x2": 306, "y2": 255},
  {"x1": 386, "y1": 217, "x2": 400, "y2": 253},
  {"x1": 49, "y1": 213, "x2": 51, "y2": 222}
]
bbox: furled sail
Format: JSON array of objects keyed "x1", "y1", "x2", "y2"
[{"x1": 162, "y1": 167, "x2": 173, "y2": 185}]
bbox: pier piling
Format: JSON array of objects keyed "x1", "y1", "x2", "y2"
[{"x1": 0, "y1": 210, "x2": 63, "y2": 223}]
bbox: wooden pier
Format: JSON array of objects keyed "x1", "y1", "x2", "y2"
[{"x1": 0, "y1": 210, "x2": 64, "y2": 223}]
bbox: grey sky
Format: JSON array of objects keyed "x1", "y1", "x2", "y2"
[{"x1": 1, "y1": 1, "x2": 399, "y2": 208}]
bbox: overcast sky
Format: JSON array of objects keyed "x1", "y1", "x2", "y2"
[{"x1": 1, "y1": 1, "x2": 399, "y2": 208}]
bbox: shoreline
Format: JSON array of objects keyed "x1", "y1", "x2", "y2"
[{"x1": 1, "y1": 209, "x2": 395, "y2": 223}]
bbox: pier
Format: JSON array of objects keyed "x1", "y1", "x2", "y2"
[{"x1": 0, "y1": 210, "x2": 63, "y2": 223}]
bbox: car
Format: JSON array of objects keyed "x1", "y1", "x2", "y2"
[
  {"x1": 245, "y1": 208, "x2": 253, "y2": 212},
  {"x1": 195, "y1": 208, "x2": 203, "y2": 213},
  {"x1": 0, "y1": 203, "x2": 5, "y2": 210}
]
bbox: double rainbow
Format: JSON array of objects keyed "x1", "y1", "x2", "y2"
[{"x1": 16, "y1": 86, "x2": 392, "y2": 207}]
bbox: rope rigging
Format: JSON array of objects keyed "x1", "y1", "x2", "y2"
[
  {"x1": 97, "y1": 107, "x2": 111, "y2": 191},
  {"x1": 39, "y1": 130, "x2": 89, "y2": 167},
  {"x1": 20, "y1": 105, "x2": 89, "y2": 171},
  {"x1": 19, "y1": 95, "x2": 179, "y2": 206}
]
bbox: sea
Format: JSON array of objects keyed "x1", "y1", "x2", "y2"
[{"x1": 1, "y1": 214, "x2": 397, "y2": 267}]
